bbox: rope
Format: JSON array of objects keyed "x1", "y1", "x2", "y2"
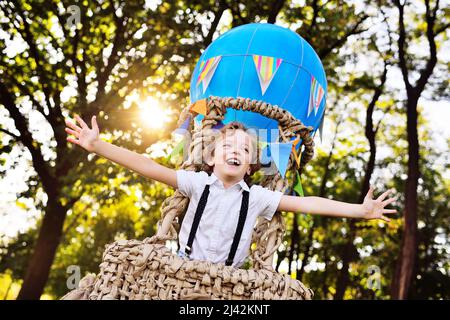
[{"x1": 156, "y1": 96, "x2": 314, "y2": 270}]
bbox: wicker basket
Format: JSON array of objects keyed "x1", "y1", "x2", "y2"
[{"x1": 62, "y1": 97, "x2": 315, "y2": 300}]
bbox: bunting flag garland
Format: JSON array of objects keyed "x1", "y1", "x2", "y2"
[
  {"x1": 293, "y1": 171, "x2": 304, "y2": 197},
  {"x1": 173, "y1": 115, "x2": 191, "y2": 136},
  {"x1": 268, "y1": 142, "x2": 292, "y2": 178},
  {"x1": 196, "y1": 56, "x2": 222, "y2": 93},
  {"x1": 189, "y1": 99, "x2": 207, "y2": 116},
  {"x1": 307, "y1": 76, "x2": 325, "y2": 117},
  {"x1": 167, "y1": 139, "x2": 185, "y2": 162},
  {"x1": 252, "y1": 55, "x2": 283, "y2": 95}
]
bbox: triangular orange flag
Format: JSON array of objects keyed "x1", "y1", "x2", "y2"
[
  {"x1": 189, "y1": 99, "x2": 207, "y2": 116},
  {"x1": 292, "y1": 149, "x2": 301, "y2": 167}
]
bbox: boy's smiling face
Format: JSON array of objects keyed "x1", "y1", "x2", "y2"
[{"x1": 207, "y1": 129, "x2": 255, "y2": 183}]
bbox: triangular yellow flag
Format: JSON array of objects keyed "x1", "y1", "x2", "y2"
[
  {"x1": 291, "y1": 137, "x2": 301, "y2": 168},
  {"x1": 292, "y1": 148, "x2": 301, "y2": 168}
]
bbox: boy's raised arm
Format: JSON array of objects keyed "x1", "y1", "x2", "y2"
[
  {"x1": 65, "y1": 114, "x2": 177, "y2": 189},
  {"x1": 277, "y1": 186, "x2": 397, "y2": 222}
]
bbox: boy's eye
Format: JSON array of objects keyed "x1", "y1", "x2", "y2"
[{"x1": 244, "y1": 147, "x2": 249, "y2": 153}]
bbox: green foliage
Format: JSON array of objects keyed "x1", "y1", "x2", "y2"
[{"x1": 0, "y1": 0, "x2": 448, "y2": 299}]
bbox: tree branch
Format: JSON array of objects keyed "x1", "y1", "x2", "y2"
[
  {"x1": 204, "y1": 0, "x2": 227, "y2": 47},
  {"x1": 366, "y1": 62, "x2": 388, "y2": 138},
  {"x1": 3, "y1": 67, "x2": 52, "y2": 122},
  {"x1": 96, "y1": 1, "x2": 127, "y2": 101},
  {"x1": 415, "y1": 0, "x2": 438, "y2": 95},
  {"x1": 435, "y1": 22, "x2": 449, "y2": 35},
  {"x1": 0, "y1": 81, "x2": 56, "y2": 196},
  {"x1": 62, "y1": 193, "x2": 83, "y2": 215},
  {"x1": 306, "y1": 0, "x2": 319, "y2": 35},
  {"x1": 394, "y1": 0, "x2": 412, "y2": 92},
  {"x1": 432, "y1": 0, "x2": 440, "y2": 19},
  {"x1": 11, "y1": 0, "x2": 56, "y2": 113},
  {"x1": 0, "y1": 127, "x2": 20, "y2": 140},
  {"x1": 318, "y1": 14, "x2": 369, "y2": 58}
]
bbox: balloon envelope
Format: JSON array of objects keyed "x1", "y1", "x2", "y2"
[{"x1": 189, "y1": 23, "x2": 327, "y2": 142}]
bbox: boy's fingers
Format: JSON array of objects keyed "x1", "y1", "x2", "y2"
[
  {"x1": 378, "y1": 189, "x2": 393, "y2": 202},
  {"x1": 381, "y1": 216, "x2": 391, "y2": 222},
  {"x1": 66, "y1": 137, "x2": 80, "y2": 145},
  {"x1": 383, "y1": 209, "x2": 397, "y2": 214},
  {"x1": 91, "y1": 115, "x2": 99, "y2": 131},
  {"x1": 74, "y1": 114, "x2": 88, "y2": 129},
  {"x1": 382, "y1": 197, "x2": 397, "y2": 207},
  {"x1": 65, "y1": 119, "x2": 82, "y2": 132},
  {"x1": 65, "y1": 127, "x2": 79, "y2": 138},
  {"x1": 366, "y1": 185, "x2": 374, "y2": 199}
]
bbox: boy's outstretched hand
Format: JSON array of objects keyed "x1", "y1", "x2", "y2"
[
  {"x1": 65, "y1": 115, "x2": 99, "y2": 152},
  {"x1": 361, "y1": 186, "x2": 398, "y2": 222}
]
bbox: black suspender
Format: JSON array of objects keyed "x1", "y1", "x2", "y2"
[
  {"x1": 183, "y1": 184, "x2": 250, "y2": 267},
  {"x1": 185, "y1": 184, "x2": 210, "y2": 256},
  {"x1": 226, "y1": 190, "x2": 249, "y2": 266}
]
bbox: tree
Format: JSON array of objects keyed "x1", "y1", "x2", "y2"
[
  {"x1": 389, "y1": 0, "x2": 449, "y2": 299},
  {"x1": 334, "y1": 29, "x2": 392, "y2": 298},
  {"x1": 0, "y1": 0, "x2": 374, "y2": 299},
  {"x1": 0, "y1": 0, "x2": 203, "y2": 299},
  {"x1": 1, "y1": 0, "x2": 448, "y2": 300}
]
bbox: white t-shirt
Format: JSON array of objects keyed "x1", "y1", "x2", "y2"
[{"x1": 176, "y1": 170, "x2": 283, "y2": 267}]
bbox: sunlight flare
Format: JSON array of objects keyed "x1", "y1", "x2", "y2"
[{"x1": 139, "y1": 97, "x2": 171, "y2": 129}]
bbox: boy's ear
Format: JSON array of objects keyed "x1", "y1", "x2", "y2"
[{"x1": 204, "y1": 146, "x2": 215, "y2": 167}]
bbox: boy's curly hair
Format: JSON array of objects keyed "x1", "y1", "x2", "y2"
[{"x1": 202, "y1": 121, "x2": 261, "y2": 186}]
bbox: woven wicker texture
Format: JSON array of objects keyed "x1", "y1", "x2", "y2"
[{"x1": 62, "y1": 97, "x2": 315, "y2": 300}]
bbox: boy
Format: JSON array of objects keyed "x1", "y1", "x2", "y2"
[{"x1": 65, "y1": 115, "x2": 397, "y2": 267}]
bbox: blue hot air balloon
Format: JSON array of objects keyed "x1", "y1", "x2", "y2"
[{"x1": 189, "y1": 23, "x2": 327, "y2": 141}]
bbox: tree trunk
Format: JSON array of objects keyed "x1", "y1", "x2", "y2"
[
  {"x1": 17, "y1": 198, "x2": 67, "y2": 300},
  {"x1": 391, "y1": 98, "x2": 420, "y2": 299},
  {"x1": 267, "y1": 0, "x2": 286, "y2": 24}
]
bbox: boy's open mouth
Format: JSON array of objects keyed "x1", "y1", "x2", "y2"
[{"x1": 226, "y1": 158, "x2": 241, "y2": 166}]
